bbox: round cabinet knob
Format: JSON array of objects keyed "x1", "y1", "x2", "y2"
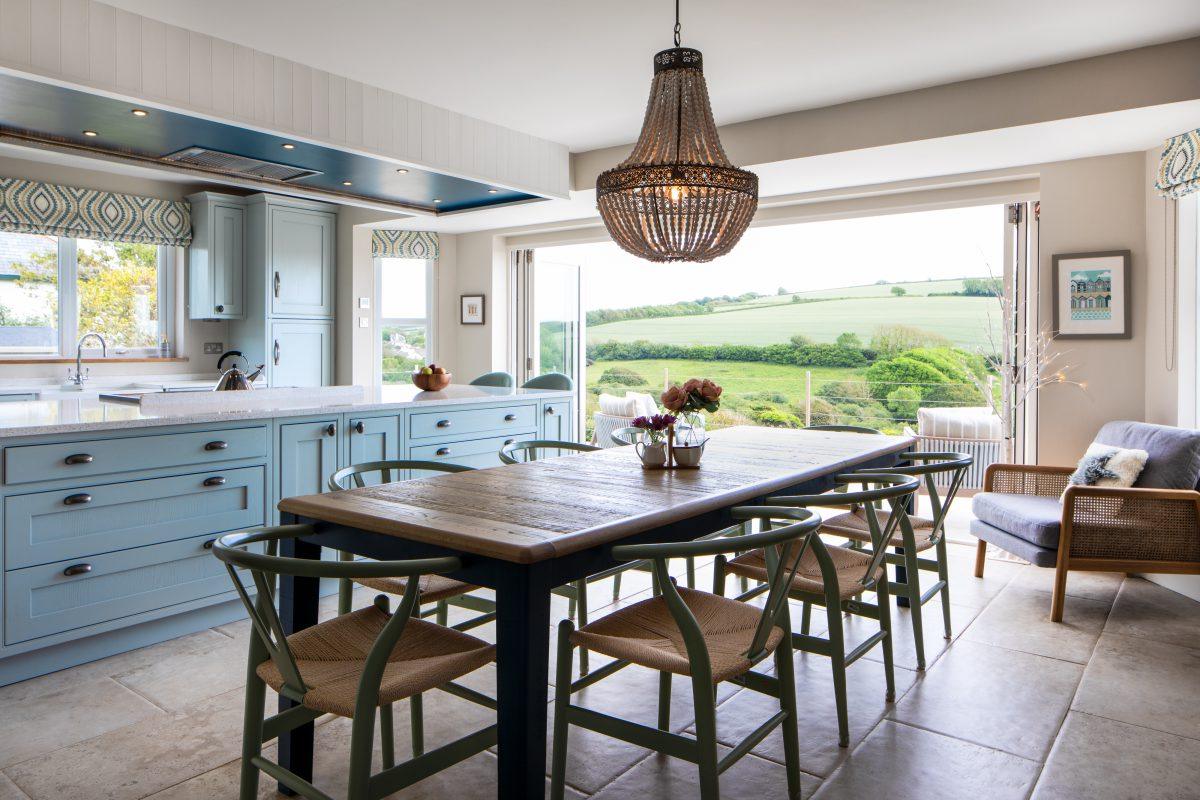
[
  {"x1": 215, "y1": 304, "x2": 224, "y2": 313},
  {"x1": 325, "y1": 423, "x2": 337, "y2": 437},
  {"x1": 63, "y1": 563, "x2": 93, "y2": 577},
  {"x1": 354, "y1": 421, "x2": 366, "y2": 434},
  {"x1": 546, "y1": 406, "x2": 556, "y2": 415}
]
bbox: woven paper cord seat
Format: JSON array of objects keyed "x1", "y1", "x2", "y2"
[
  {"x1": 820, "y1": 509, "x2": 938, "y2": 552},
  {"x1": 354, "y1": 574, "x2": 481, "y2": 604},
  {"x1": 725, "y1": 542, "x2": 883, "y2": 600},
  {"x1": 256, "y1": 605, "x2": 495, "y2": 717},
  {"x1": 569, "y1": 586, "x2": 784, "y2": 683}
]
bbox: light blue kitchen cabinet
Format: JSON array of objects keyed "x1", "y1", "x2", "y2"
[
  {"x1": 345, "y1": 414, "x2": 401, "y2": 483},
  {"x1": 278, "y1": 418, "x2": 340, "y2": 501},
  {"x1": 268, "y1": 206, "x2": 336, "y2": 318},
  {"x1": 408, "y1": 403, "x2": 538, "y2": 440},
  {"x1": 541, "y1": 398, "x2": 576, "y2": 441},
  {"x1": 270, "y1": 320, "x2": 334, "y2": 388},
  {"x1": 407, "y1": 432, "x2": 536, "y2": 470},
  {"x1": 187, "y1": 193, "x2": 245, "y2": 320}
]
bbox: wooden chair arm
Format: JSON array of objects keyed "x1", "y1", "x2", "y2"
[
  {"x1": 983, "y1": 463, "x2": 1074, "y2": 496},
  {"x1": 1061, "y1": 485, "x2": 1200, "y2": 565}
]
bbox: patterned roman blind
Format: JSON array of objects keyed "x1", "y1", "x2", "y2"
[
  {"x1": 371, "y1": 229, "x2": 439, "y2": 259},
  {"x1": 1157, "y1": 130, "x2": 1200, "y2": 198},
  {"x1": 0, "y1": 177, "x2": 192, "y2": 246}
]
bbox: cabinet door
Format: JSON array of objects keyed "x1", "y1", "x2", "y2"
[
  {"x1": 347, "y1": 414, "x2": 401, "y2": 482},
  {"x1": 279, "y1": 419, "x2": 340, "y2": 501},
  {"x1": 270, "y1": 207, "x2": 335, "y2": 317},
  {"x1": 542, "y1": 399, "x2": 575, "y2": 441},
  {"x1": 271, "y1": 320, "x2": 333, "y2": 387},
  {"x1": 211, "y1": 204, "x2": 244, "y2": 318}
]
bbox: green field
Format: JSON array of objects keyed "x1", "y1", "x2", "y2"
[
  {"x1": 588, "y1": 294, "x2": 999, "y2": 349},
  {"x1": 717, "y1": 278, "x2": 971, "y2": 310}
]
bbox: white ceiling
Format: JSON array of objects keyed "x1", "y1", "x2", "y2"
[{"x1": 102, "y1": 0, "x2": 1200, "y2": 152}]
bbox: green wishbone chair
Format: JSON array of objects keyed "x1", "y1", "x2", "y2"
[
  {"x1": 520, "y1": 372, "x2": 574, "y2": 391},
  {"x1": 550, "y1": 508, "x2": 822, "y2": 800},
  {"x1": 212, "y1": 525, "x2": 496, "y2": 800},
  {"x1": 609, "y1": 426, "x2": 645, "y2": 447},
  {"x1": 498, "y1": 439, "x2": 615, "y2": 676},
  {"x1": 820, "y1": 452, "x2": 972, "y2": 669},
  {"x1": 468, "y1": 370, "x2": 514, "y2": 388},
  {"x1": 716, "y1": 472, "x2": 920, "y2": 748}
]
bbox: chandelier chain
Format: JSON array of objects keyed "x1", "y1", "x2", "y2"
[{"x1": 674, "y1": 0, "x2": 681, "y2": 46}]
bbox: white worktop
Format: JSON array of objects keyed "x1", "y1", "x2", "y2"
[{"x1": 0, "y1": 384, "x2": 572, "y2": 438}]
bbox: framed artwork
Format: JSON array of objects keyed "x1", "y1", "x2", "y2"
[
  {"x1": 1052, "y1": 250, "x2": 1131, "y2": 339},
  {"x1": 460, "y1": 294, "x2": 485, "y2": 325}
]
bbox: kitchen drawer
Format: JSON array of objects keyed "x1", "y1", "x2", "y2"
[
  {"x1": 5, "y1": 466, "x2": 266, "y2": 570},
  {"x1": 4, "y1": 534, "x2": 254, "y2": 645},
  {"x1": 407, "y1": 432, "x2": 535, "y2": 470},
  {"x1": 408, "y1": 404, "x2": 537, "y2": 440},
  {"x1": 3, "y1": 426, "x2": 268, "y2": 485}
]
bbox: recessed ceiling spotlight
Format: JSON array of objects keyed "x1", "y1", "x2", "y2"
[
  {"x1": 82, "y1": 130, "x2": 99, "y2": 137},
  {"x1": 395, "y1": 168, "x2": 409, "y2": 174},
  {"x1": 341, "y1": 180, "x2": 353, "y2": 186},
  {"x1": 130, "y1": 109, "x2": 149, "y2": 117},
  {"x1": 281, "y1": 143, "x2": 296, "y2": 150},
  {"x1": 487, "y1": 188, "x2": 500, "y2": 194},
  {"x1": 433, "y1": 198, "x2": 442, "y2": 204}
]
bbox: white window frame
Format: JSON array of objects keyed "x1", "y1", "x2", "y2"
[
  {"x1": 374, "y1": 256, "x2": 437, "y2": 386},
  {"x1": 0, "y1": 232, "x2": 172, "y2": 357}
]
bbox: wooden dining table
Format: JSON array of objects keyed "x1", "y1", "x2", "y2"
[{"x1": 275, "y1": 425, "x2": 913, "y2": 799}]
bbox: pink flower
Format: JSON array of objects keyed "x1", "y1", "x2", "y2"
[
  {"x1": 698, "y1": 379, "x2": 723, "y2": 402},
  {"x1": 682, "y1": 378, "x2": 703, "y2": 393},
  {"x1": 661, "y1": 385, "x2": 688, "y2": 412}
]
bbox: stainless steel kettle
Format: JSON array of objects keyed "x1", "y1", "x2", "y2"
[{"x1": 215, "y1": 350, "x2": 265, "y2": 391}]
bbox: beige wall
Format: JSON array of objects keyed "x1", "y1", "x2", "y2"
[{"x1": 449, "y1": 230, "x2": 509, "y2": 380}]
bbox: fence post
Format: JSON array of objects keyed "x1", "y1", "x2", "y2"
[{"x1": 805, "y1": 370, "x2": 812, "y2": 427}]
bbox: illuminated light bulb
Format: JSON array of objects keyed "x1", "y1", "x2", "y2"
[{"x1": 669, "y1": 185, "x2": 682, "y2": 202}]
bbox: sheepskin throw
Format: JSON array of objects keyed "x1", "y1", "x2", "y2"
[{"x1": 1065, "y1": 443, "x2": 1149, "y2": 497}]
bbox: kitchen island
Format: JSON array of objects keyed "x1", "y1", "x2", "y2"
[{"x1": 0, "y1": 384, "x2": 573, "y2": 685}]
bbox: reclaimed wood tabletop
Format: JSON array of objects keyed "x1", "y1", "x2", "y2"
[{"x1": 278, "y1": 426, "x2": 914, "y2": 563}]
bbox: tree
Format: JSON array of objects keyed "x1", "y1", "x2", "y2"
[
  {"x1": 776, "y1": 286, "x2": 788, "y2": 296},
  {"x1": 891, "y1": 285, "x2": 907, "y2": 297},
  {"x1": 886, "y1": 386, "x2": 921, "y2": 419},
  {"x1": 791, "y1": 294, "x2": 802, "y2": 303},
  {"x1": 869, "y1": 324, "x2": 950, "y2": 357},
  {"x1": 835, "y1": 331, "x2": 863, "y2": 349}
]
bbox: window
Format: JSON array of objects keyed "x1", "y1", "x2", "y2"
[
  {"x1": 0, "y1": 231, "x2": 172, "y2": 355},
  {"x1": 378, "y1": 257, "x2": 435, "y2": 383}
]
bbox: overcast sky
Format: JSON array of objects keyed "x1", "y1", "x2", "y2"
[{"x1": 539, "y1": 204, "x2": 1005, "y2": 311}]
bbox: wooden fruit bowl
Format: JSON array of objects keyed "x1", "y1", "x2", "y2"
[{"x1": 412, "y1": 371, "x2": 452, "y2": 391}]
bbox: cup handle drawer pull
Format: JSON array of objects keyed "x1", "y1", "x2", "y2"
[
  {"x1": 64, "y1": 453, "x2": 94, "y2": 465},
  {"x1": 436, "y1": 419, "x2": 452, "y2": 428},
  {"x1": 203, "y1": 476, "x2": 227, "y2": 487},
  {"x1": 436, "y1": 447, "x2": 451, "y2": 456},
  {"x1": 63, "y1": 493, "x2": 92, "y2": 506},
  {"x1": 504, "y1": 414, "x2": 517, "y2": 422},
  {"x1": 205, "y1": 441, "x2": 229, "y2": 451},
  {"x1": 273, "y1": 271, "x2": 281, "y2": 298},
  {"x1": 63, "y1": 563, "x2": 92, "y2": 577},
  {"x1": 504, "y1": 438, "x2": 516, "y2": 446},
  {"x1": 203, "y1": 539, "x2": 216, "y2": 550}
]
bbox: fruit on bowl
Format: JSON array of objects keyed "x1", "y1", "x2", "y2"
[{"x1": 412, "y1": 363, "x2": 452, "y2": 391}]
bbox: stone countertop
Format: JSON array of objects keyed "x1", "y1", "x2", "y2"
[{"x1": 0, "y1": 384, "x2": 573, "y2": 438}]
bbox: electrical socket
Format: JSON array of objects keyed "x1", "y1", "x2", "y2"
[{"x1": 202, "y1": 342, "x2": 224, "y2": 355}]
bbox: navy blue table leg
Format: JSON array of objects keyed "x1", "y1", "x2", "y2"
[
  {"x1": 494, "y1": 564, "x2": 553, "y2": 800},
  {"x1": 276, "y1": 517, "x2": 321, "y2": 795}
]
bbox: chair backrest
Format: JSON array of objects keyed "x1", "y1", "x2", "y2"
[
  {"x1": 521, "y1": 372, "x2": 573, "y2": 391},
  {"x1": 806, "y1": 424, "x2": 882, "y2": 434},
  {"x1": 610, "y1": 426, "x2": 645, "y2": 446},
  {"x1": 211, "y1": 525, "x2": 459, "y2": 710},
  {"x1": 499, "y1": 439, "x2": 600, "y2": 464},
  {"x1": 469, "y1": 370, "x2": 514, "y2": 388},
  {"x1": 764, "y1": 472, "x2": 921, "y2": 588},
  {"x1": 868, "y1": 451, "x2": 971, "y2": 541},
  {"x1": 328, "y1": 459, "x2": 474, "y2": 492},
  {"x1": 1095, "y1": 420, "x2": 1200, "y2": 490},
  {"x1": 611, "y1": 508, "x2": 823, "y2": 676}
]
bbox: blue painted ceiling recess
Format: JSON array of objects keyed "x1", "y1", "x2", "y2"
[{"x1": 0, "y1": 73, "x2": 537, "y2": 214}]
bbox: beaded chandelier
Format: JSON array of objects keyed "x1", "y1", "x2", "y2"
[{"x1": 596, "y1": 2, "x2": 758, "y2": 263}]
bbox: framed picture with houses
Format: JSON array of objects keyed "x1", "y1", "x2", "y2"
[{"x1": 1051, "y1": 250, "x2": 1131, "y2": 339}]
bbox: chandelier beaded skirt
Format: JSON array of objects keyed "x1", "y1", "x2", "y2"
[{"x1": 597, "y1": 48, "x2": 758, "y2": 262}]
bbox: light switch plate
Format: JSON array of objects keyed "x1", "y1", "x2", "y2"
[
  {"x1": 358, "y1": 297, "x2": 370, "y2": 309},
  {"x1": 358, "y1": 317, "x2": 369, "y2": 328},
  {"x1": 203, "y1": 342, "x2": 224, "y2": 354}
]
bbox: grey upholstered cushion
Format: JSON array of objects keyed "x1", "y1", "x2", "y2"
[
  {"x1": 970, "y1": 519, "x2": 1060, "y2": 567},
  {"x1": 972, "y1": 492, "x2": 1062, "y2": 549},
  {"x1": 1094, "y1": 421, "x2": 1200, "y2": 490}
]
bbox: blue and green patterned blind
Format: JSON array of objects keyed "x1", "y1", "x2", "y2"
[
  {"x1": 1157, "y1": 130, "x2": 1200, "y2": 199},
  {"x1": 0, "y1": 177, "x2": 192, "y2": 246},
  {"x1": 371, "y1": 229, "x2": 439, "y2": 260}
]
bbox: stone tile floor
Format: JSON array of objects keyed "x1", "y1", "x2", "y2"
[{"x1": 1, "y1": 534, "x2": 1198, "y2": 799}]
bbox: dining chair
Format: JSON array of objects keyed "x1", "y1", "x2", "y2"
[
  {"x1": 469, "y1": 370, "x2": 514, "y2": 388},
  {"x1": 820, "y1": 452, "x2": 971, "y2": 668},
  {"x1": 716, "y1": 472, "x2": 920, "y2": 747},
  {"x1": 550, "y1": 507, "x2": 822, "y2": 800},
  {"x1": 520, "y1": 372, "x2": 574, "y2": 391},
  {"x1": 211, "y1": 524, "x2": 497, "y2": 800},
  {"x1": 609, "y1": 426, "x2": 644, "y2": 446}
]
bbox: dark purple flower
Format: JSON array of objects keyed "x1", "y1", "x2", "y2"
[{"x1": 631, "y1": 415, "x2": 651, "y2": 430}]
